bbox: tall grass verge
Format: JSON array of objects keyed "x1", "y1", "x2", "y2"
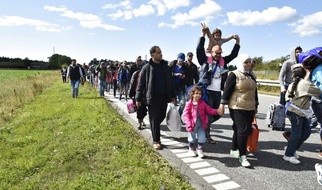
[
  {"x1": 0, "y1": 79, "x2": 193, "y2": 189},
  {"x1": 0, "y1": 70, "x2": 58, "y2": 126}
]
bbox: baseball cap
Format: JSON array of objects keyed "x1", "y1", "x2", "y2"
[{"x1": 177, "y1": 53, "x2": 185, "y2": 62}]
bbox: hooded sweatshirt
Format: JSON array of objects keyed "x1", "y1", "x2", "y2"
[{"x1": 279, "y1": 49, "x2": 299, "y2": 91}]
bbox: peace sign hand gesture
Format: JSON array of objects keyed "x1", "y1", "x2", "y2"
[{"x1": 201, "y1": 23, "x2": 208, "y2": 36}]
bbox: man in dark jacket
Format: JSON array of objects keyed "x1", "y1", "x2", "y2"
[
  {"x1": 197, "y1": 24, "x2": 240, "y2": 143},
  {"x1": 184, "y1": 52, "x2": 199, "y2": 87},
  {"x1": 135, "y1": 46, "x2": 175, "y2": 150},
  {"x1": 66, "y1": 59, "x2": 84, "y2": 98}
]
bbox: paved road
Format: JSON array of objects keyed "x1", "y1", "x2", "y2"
[{"x1": 105, "y1": 92, "x2": 322, "y2": 190}]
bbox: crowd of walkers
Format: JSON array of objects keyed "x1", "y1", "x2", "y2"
[{"x1": 61, "y1": 24, "x2": 322, "y2": 178}]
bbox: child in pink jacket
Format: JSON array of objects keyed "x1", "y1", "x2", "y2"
[{"x1": 182, "y1": 86, "x2": 222, "y2": 158}]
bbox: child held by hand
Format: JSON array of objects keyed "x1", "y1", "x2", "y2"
[{"x1": 182, "y1": 86, "x2": 222, "y2": 158}]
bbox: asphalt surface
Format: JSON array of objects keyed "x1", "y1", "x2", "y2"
[{"x1": 104, "y1": 91, "x2": 322, "y2": 190}]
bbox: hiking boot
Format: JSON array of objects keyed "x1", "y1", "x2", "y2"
[
  {"x1": 283, "y1": 156, "x2": 300, "y2": 164},
  {"x1": 315, "y1": 163, "x2": 322, "y2": 185},
  {"x1": 230, "y1": 149, "x2": 240, "y2": 158},
  {"x1": 137, "y1": 124, "x2": 142, "y2": 130},
  {"x1": 239, "y1": 155, "x2": 251, "y2": 167},
  {"x1": 282, "y1": 131, "x2": 291, "y2": 141},
  {"x1": 197, "y1": 148, "x2": 204, "y2": 158}
]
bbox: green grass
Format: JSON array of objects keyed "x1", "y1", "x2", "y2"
[
  {"x1": 0, "y1": 73, "x2": 193, "y2": 190},
  {"x1": 0, "y1": 69, "x2": 53, "y2": 83}
]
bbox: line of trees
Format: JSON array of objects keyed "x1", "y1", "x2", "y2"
[{"x1": 0, "y1": 54, "x2": 289, "y2": 71}]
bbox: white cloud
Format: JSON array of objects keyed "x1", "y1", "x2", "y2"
[
  {"x1": 102, "y1": 0, "x2": 132, "y2": 9},
  {"x1": 133, "y1": 4, "x2": 155, "y2": 17},
  {"x1": 148, "y1": 0, "x2": 190, "y2": 16},
  {"x1": 226, "y1": 6, "x2": 297, "y2": 26},
  {"x1": 107, "y1": 2, "x2": 155, "y2": 20},
  {"x1": 107, "y1": 0, "x2": 189, "y2": 20},
  {"x1": 0, "y1": 15, "x2": 67, "y2": 32},
  {"x1": 158, "y1": 0, "x2": 221, "y2": 28},
  {"x1": 44, "y1": 5, "x2": 124, "y2": 31},
  {"x1": 291, "y1": 11, "x2": 322, "y2": 37}
]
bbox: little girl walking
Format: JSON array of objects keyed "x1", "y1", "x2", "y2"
[{"x1": 182, "y1": 86, "x2": 222, "y2": 158}]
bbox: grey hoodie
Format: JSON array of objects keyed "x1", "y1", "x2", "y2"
[{"x1": 278, "y1": 48, "x2": 299, "y2": 91}]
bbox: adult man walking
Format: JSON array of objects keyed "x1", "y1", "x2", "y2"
[
  {"x1": 66, "y1": 59, "x2": 83, "y2": 98},
  {"x1": 135, "y1": 46, "x2": 175, "y2": 150},
  {"x1": 197, "y1": 24, "x2": 240, "y2": 143}
]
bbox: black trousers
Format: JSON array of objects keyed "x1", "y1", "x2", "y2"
[
  {"x1": 205, "y1": 90, "x2": 222, "y2": 138},
  {"x1": 229, "y1": 109, "x2": 255, "y2": 156},
  {"x1": 148, "y1": 95, "x2": 168, "y2": 144}
]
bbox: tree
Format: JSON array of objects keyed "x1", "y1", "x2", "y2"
[{"x1": 48, "y1": 54, "x2": 71, "y2": 69}]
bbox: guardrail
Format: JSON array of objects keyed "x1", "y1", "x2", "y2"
[{"x1": 256, "y1": 79, "x2": 280, "y2": 87}]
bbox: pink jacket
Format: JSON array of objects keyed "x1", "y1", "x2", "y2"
[{"x1": 182, "y1": 99, "x2": 218, "y2": 132}]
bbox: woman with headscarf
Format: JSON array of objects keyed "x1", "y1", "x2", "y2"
[{"x1": 219, "y1": 55, "x2": 259, "y2": 167}]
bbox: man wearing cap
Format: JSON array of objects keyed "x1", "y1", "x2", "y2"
[
  {"x1": 184, "y1": 52, "x2": 199, "y2": 87},
  {"x1": 197, "y1": 24, "x2": 240, "y2": 144},
  {"x1": 170, "y1": 53, "x2": 187, "y2": 116}
]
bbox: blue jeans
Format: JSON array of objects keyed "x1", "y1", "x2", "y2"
[
  {"x1": 99, "y1": 80, "x2": 106, "y2": 96},
  {"x1": 188, "y1": 124, "x2": 206, "y2": 144},
  {"x1": 70, "y1": 79, "x2": 80, "y2": 98},
  {"x1": 285, "y1": 111, "x2": 311, "y2": 157},
  {"x1": 176, "y1": 89, "x2": 186, "y2": 116}
]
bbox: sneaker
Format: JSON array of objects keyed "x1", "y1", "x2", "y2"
[
  {"x1": 315, "y1": 163, "x2": 322, "y2": 185},
  {"x1": 230, "y1": 149, "x2": 240, "y2": 158},
  {"x1": 282, "y1": 131, "x2": 291, "y2": 141},
  {"x1": 187, "y1": 148, "x2": 197, "y2": 157},
  {"x1": 197, "y1": 148, "x2": 205, "y2": 158},
  {"x1": 283, "y1": 155, "x2": 300, "y2": 164},
  {"x1": 239, "y1": 155, "x2": 251, "y2": 167},
  {"x1": 284, "y1": 146, "x2": 299, "y2": 159}
]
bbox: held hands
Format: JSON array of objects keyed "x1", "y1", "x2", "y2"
[
  {"x1": 218, "y1": 104, "x2": 225, "y2": 116},
  {"x1": 136, "y1": 101, "x2": 141, "y2": 108}
]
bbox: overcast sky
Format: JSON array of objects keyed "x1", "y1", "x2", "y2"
[{"x1": 0, "y1": 0, "x2": 321, "y2": 65}]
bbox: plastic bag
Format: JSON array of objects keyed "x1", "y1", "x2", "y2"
[
  {"x1": 166, "y1": 103, "x2": 182, "y2": 132},
  {"x1": 126, "y1": 99, "x2": 137, "y2": 114}
]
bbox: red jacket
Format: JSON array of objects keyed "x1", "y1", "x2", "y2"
[{"x1": 182, "y1": 99, "x2": 218, "y2": 132}]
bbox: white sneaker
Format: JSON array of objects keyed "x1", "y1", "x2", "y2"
[
  {"x1": 239, "y1": 155, "x2": 251, "y2": 167},
  {"x1": 230, "y1": 149, "x2": 240, "y2": 158},
  {"x1": 284, "y1": 146, "x2": 299, "y2": 159},
  {"x1": 283, "y1": 156, "x2": 301, "y2": 164},
  {"x1": 315, "y1": 163, "x2": 322, "y2": 185},
  {"x1": 197, "y1": 148, "x2": 205, "y2": 158},
  {"x1": 187, "y1": 149, "x2": 197, "y2": 157}
]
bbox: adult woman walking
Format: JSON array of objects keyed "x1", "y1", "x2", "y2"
[{"x1": 219, "y1": 55, "x2": 258, "y2": 167}]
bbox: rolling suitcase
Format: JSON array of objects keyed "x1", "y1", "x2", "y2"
[{"x1": 266, "y1": 103, "x2": 285, "y2": 131}]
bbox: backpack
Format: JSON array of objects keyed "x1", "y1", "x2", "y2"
[
  {"x1": 119, "y1": 69, "x2": 129, "y2": 84},
  {"x1": 299, "y1": 47, "x2": 322, "y2": 70}
]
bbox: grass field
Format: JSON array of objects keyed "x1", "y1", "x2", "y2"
[
  {"x1": 0, "y1": 70, "x2": 194, "y2": 190},
  {"x1": 0, "y1": 69, "x2": 53, "y2": 83}
]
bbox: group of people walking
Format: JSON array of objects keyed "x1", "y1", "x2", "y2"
[{"x1": 62, "y1": 24, "x2": 322, "y2": 171}]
